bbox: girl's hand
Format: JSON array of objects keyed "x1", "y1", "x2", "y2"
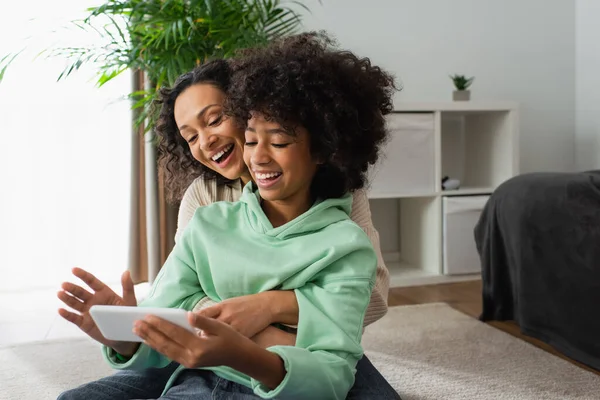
[
  {"x1": 197, "y1": 291, "x2": 299, "y2": 338},
  {"x1": 57, "y1": 267, "x2": 139, "y2": 356},
  {"x1": 136, "y1": 312, "x2": 287, "y2": 390},
  {"x1": 133, "y1": 312, "x2": 255, "y2": 369}
]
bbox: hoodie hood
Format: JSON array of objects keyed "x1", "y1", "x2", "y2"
[{"x1": 240, "y1": 182, "x2": 352, "y2": 239}]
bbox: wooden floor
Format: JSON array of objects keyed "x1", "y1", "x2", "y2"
[{"x1": 388, "y1": 280, "x2": 600, "y2": 376}]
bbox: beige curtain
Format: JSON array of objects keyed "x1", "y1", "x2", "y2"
[{"x1": 128, "y1": 70, "x2": 178, "y2": 285}]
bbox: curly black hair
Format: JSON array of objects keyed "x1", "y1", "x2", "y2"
[
  {"x1": 226, "y1": 31, "x2": 399, "y2": 200},
  {"x1": 154, "y1": 58, "x2": 235, "y2": 203}
]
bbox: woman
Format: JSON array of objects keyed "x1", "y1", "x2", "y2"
[{"x1": 57, "y1": 32, "x2": 400, "y2": 399}]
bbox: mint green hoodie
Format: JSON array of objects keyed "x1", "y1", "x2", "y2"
[{"x1": 102, "y1": 183, "x2": 377, "y2": 399}]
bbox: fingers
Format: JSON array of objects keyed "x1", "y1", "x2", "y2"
[
  {"x1": 58, "y1": 308, "x2": 83, "y2": 327},
  {"x1": 57, "y1": 290, "x2": 86, "y2": 313},
  {"x1": 72, "y1": 267, "x2": 107, "y2": 292},
  {"x1": 121, "y1": 270, "x2": 137, "y2": 306},
  {"x1": 188, "y1": 312, "x2": 222, "y2": 333},
  {"x1": 133, "y1": 319, "x2": 190, "y2": 363},
  {"x1": 60, "y1": 282, "x2": 92, "y2": 302},
  {"x1": 196, "y1": 305, "x2": 221, "y2": 319},
  {"x1": 144, "y1": 316, "x2": 198, "y2": 344}
]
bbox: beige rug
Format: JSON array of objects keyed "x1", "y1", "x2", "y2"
[
  {"x1": 0, "y1": 303, "x2": 598, "y2": 399},
  {"x1": 362, "y1": 303, "x2": 600, "y2": 399}
]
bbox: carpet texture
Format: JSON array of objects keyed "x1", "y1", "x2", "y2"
[
  {"x1": 362, "y1": 303, "x2": 600, "y2": 399},
  {"x1": 1, "y1": 303, "x2": 598, "y2": 399}
]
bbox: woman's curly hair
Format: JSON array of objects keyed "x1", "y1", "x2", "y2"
[
  {"x1": 226, "y1": 31, "x2": 399, "y2": 200},
  {"x1": 154, "y1": 59, "x2": 235, "y2": 203}
]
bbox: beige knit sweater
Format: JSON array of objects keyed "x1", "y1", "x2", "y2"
[{"x1": 175, "y1": 178, "x2": 390, "y2": 327}]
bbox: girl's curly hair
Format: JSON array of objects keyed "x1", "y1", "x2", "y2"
[
  {"x1": 154, "y1": 59, "x2": 235, "y2": 203},
  {"x1": 226, "y1": 31, "x2": 399, "y2": 200}
]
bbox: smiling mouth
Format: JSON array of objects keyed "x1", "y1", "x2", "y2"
[
  {"x1": 255, "y1": 172, "x2": 282, "y2": 180},
  {"x1": 211, "y1": 144, "x2": 234, "y2": 165},
  {"x1": 255, "y1": 172, "x2": 283, "y2": 189}
]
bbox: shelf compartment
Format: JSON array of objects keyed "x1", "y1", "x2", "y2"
[
  {"x1": 370, "y1": 196, "x2": 441, "y2": 280},
  {"x1": 442, "y1": 195, "x2": 490, "y2": 275},
  {"x1": 368, "y1": 113, "x2": 436, "y2": 198},
  {"x1": 441, "y1": 110, "x2": 516, "y2": 191}
]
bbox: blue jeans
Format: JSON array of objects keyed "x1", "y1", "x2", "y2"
[
  {"x1": 57, "y1": 355, "x2": 400, "y2": 399},
  {"x1": 57, "y1": 362, "x2": 179, "y2": 400},
  {"x1": 58, "y1": 365, "x2": 259, "y2": 400},
  {"x1": 348, "y1": 355, "x2": 401, "y2": 399}
]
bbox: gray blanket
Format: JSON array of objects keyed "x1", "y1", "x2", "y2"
[{"x1": 474, "y1": 171, "x2": 600, "y2": 371}]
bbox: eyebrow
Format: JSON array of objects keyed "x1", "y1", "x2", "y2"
[
  {"x1": 178, "y1": 104, "x2": 219, "y2": 131},
  {"x1": 245, "y1": 126, "x2": 289, "y2": 135}
]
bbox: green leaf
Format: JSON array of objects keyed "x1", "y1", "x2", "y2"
[
  {"x1": 0, "y1": 50, "x2": 24, "y2": 83},
  {"x1": 7, "y1": 0, "x2": 310, "y2": 128},
  {"x1": 97, "y1": 66, "x2": 127, "y2": 87}
]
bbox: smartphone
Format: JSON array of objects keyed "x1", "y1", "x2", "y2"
[{"x1": 89, "y1": 305, "x2": 196, "y2": 342}]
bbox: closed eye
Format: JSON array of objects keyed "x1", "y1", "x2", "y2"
[
  {"x1": 272, "y1": 143, "x2": 290, "y2": 148},
  {"x1": 208, "y1": 115, "x2": 223, "y2": 126},
  {"x1": 244, "y1": 141, "x2": 257, "y2": 147},
  {"x1": 187, "y1": 135, "x2": 198, "y2": 144}
]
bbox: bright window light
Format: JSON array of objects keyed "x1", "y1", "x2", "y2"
[{"x1": 0, "y1": 0, "x2": 132, "y2": 292}]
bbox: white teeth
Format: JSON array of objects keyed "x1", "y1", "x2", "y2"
[
  {"x1": 256, "y1": 172, "x2": 282, "y2": 180},
  {"x1": 211, "y1": 144, "x2": 233, "y2": 161}
]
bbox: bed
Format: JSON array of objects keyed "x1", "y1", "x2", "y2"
[{"x1": 474, "y1": 170, "x2": 600, "y2": 371}]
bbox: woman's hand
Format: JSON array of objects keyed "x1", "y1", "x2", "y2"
[
  {"x1": 57, "y1": 267, "x2": 139, "y2": 356},
  {"x1": 197, "y1": 291, "x2": 299, "y2": 338}
]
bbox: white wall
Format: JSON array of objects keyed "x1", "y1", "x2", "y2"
[
  {"x1": 575, "y1": 0, "x2": 600, "y2": 171},
  {"x1": 298, "y1": 0, "x2": 576, "y2": 173}
]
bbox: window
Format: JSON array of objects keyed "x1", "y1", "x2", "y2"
[{"x1": 0, "y1": 0, "x2": 131, "y2": 291}]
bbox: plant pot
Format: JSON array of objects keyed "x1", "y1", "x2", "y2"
[{"x1": 453, "y1": 90, "x2": 470, "y2": 101}]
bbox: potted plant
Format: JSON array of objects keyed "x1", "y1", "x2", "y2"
[
  {"x1": 449, "y1": 74, "x2": 474, "y2": 101},
  {"x1": 1, "y1": 0, "x2": 309, "y2": 128}
]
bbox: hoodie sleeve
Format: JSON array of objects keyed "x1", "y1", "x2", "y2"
[
  {"x1": 102, "y1": 218, "x2": 207, "y2": 370},
  {"x1": 250, "y1": 242, "x2": 377, "y2": 399}
]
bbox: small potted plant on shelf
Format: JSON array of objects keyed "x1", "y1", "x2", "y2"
[{"x1": 450, "y1": 74, "x2": 474, "y2": 101}]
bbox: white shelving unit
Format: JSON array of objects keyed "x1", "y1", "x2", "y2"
[{"x1": 367, "y1": 101, "x2": 519, "y2": 287}]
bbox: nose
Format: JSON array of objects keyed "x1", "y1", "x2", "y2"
[
  {"x1": 250, "y1": 142, "x2": 271, "y2": 166},
  {"x1": 199, "y1": 131, "x2": 218, "y2": 151}
]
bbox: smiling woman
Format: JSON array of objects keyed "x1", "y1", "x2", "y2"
[
  {"x1": 154, "y1": 60, "x2": 252, "y2": 205},
  {"x1": 172, "y1": 83, "x2": 249, "y2": 184}
]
